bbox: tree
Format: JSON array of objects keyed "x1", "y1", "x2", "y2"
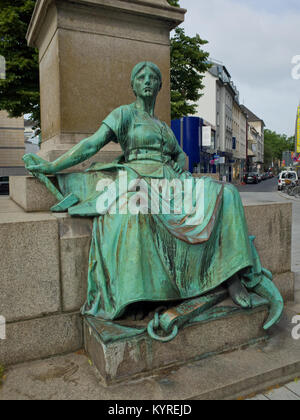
[
  {"x1": 167, "y1": 0, "x2": 211, "y2": 120},
  {"x1": 167, "y1": 0, "x2": 180, "y2": 6},
  {"x1": 264, "y1": 129, "x2": 295, "y2": 168},
  {"x1": 170, "y1": 28, "x2": 211, "y2": 120},
  {"x1": 0, "y1": 0, "x2": 211, "y2": 123},
  {"x1": 0, "y1": 0, "x2": 39, "y2": 122}
]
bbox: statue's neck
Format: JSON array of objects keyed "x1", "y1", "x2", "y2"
[{"x1": 135, "y1": 97, "x2": 156, "y2": 118}]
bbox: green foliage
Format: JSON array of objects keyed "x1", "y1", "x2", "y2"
[
  {"x1": 0, "y1": 0, "x2": 39, "y2": 122},
  {"x1": 167, "y1": 0, "x2": 180, "y2": 6},
  {"x1": 168, "y1": 0, "x2": 211, "y2": 120},
  {"x1": 170, "y1": 28, "x2": 211, "y2": 120},
  {"x1": 264, "y1": 129, "x2": 295, "y2": 168}
]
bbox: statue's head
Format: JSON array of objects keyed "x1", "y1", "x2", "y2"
[{"x1": 131, "y1": 61, "x2": 162, "y2": 98}]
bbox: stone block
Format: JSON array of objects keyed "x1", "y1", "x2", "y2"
[
  {"x1": 244, "y1": 202, "x2": 292, "y2": 275},
  {"x1": 273, "y1": 272, "x2": 295, "y2": 302},
  {"x1": 0, "y1": 313, "x2": 83, "y2": 366},
  {"x1": 10, "y1": 176, "x2": 57, "y2": 212},
  {"x1": 27, "y1": 0, "x2": 185, "y2": 158},
  {"x1": 0, "y1": 212, "x2": 61, "y2": 323},
  {"x1": 84, "y1": 305, "x2": 268, "y2": 385},
  {"x1": 58, "y1": 217, "x2": 93, "y2": 312}
]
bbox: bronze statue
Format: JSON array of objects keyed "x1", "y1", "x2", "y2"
[{"x1": 23, "y1": 62, "x2": 283, "y2": 341}]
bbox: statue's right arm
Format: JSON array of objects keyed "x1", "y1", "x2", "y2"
[{"x1": 24, "y1": 124, "x2": 116, "y2": 174}]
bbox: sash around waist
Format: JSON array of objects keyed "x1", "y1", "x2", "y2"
[{"x1": 127, "y1": 149, "x2": 172, "y2": 163}]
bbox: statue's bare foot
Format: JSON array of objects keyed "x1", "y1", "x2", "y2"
[{"x1": 227, "y1": 275, "x2": 252, "y2": 308}]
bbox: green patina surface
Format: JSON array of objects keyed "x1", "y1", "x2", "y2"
[
  {"x1": 84, "y1": 291, "x2": 269, "y2": 345},
  {"x1": 23, "y1": 62, "x2": 284, "y2": 342}
]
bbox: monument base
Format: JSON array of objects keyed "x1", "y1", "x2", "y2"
[
  {"x1": 0, "y1": 196, "x2": 294, "y2": 368},
  {"x1": 84, "y1": 295, "x2": 269, "y2": 385}
]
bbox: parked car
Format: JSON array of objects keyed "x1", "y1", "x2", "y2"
[
  {"x1": 244, "y1": 173, "x2": 259, "y2": 184},
  {"x1": 0, "y1": 176, "x2": 9, "y2": 195},
  {"x1": 278, "y1": 171, "x2": 298, "y2": 191},
  {"x1": 255, "y1": 173, "x2": 262, "y2": 182}
]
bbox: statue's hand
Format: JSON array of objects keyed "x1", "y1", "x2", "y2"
[
  {"x1": 23, "y1": 153, "x2": 56, "y2": 175},
  {"x1": 173, "y1": 162, "x2": 184, "y2": 174}
]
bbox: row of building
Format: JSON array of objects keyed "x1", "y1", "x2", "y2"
[{"x1": 172, "y1": 62, "x2": 265, "y2": 182}]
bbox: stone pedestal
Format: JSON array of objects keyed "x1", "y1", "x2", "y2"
[
  {"x1": 26, "y1": 0, "x2": 186, "y2": 169},
  {"x1": 84, "y1": 299, "x2": 269, "y2": 385},
  {"x1": 0, "y1": 195, "x2": 295, "y2": 368}
]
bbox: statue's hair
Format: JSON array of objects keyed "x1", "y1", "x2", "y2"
[{"x1": 131, "y1": 62, "x2": 162, "y2": 93}]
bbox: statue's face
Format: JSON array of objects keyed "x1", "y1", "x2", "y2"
[{"x1": 133, "y1": 66, "x2": 161, "y2": 99}]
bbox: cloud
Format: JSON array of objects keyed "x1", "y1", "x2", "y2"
[{"x1": 179, "y1": 0, "x2": 300, "y2": 135}]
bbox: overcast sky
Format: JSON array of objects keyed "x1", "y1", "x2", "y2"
[{"x1": 178, "y1": 0, "x2": 300, "y2": 136}]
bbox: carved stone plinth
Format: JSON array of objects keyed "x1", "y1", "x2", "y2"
[
  {"x1": 84, "y1": 295, "x2": 269, "y2": 385},
  {"x1": 26, "y1": 0, "x2": 186, "y2": 169}
]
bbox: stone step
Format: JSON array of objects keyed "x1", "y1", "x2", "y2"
[
  {"x1": 84, "y1": 296, "x2": 270, "y2": 385},
  {"x1": 0, "y1": 304, "x2": 299, "y2": 400}
]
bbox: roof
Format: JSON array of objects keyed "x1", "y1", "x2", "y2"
[{"x1": 240, "y1": 105, "x2": 265, "y2": 126}]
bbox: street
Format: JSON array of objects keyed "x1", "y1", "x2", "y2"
[{"x1": 237, "y1": 177, "x2": 278, "y2": 193}]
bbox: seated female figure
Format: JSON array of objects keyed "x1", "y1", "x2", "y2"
[{"x1": 24, "y1": 62, "x2": 282, "y2": 327}]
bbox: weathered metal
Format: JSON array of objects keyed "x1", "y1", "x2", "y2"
[
  {"x1": 22, "y1": 62, "x2": 284, "y2": 342},
  {"x1": 147, "y1": 289, "x2": 228, "y2": 342},
  {"x1": 23, "y1": 154, "x2": 79, "y2": 212}
]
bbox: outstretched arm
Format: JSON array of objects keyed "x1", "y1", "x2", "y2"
[{"x1": 24, "y1": 124, "x2": 116, "y2": 174}]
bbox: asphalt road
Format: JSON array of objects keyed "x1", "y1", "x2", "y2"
[{"x1": 237, "y1": 177, "x2": 278, "y2": 193}]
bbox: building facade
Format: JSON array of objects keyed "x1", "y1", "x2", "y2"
[
  {"x1": 0, "y1": 111, "x2": 26, "y2": 176},
  {"x1": 240, "y1": 105, "x2": 265, "y2": 172},
  {"x1": 232, "y1": 99, "x2": 247, "y2": 181},
  {"x1": 195, "y1": 63, "x2": 247, "y2": 182},
  {"x1": 173, "y1": 61, "x2": 265, "y2": 182}
]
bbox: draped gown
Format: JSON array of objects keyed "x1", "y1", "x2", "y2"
[{"x1": 58, "y1": 103, "x2": 255, "y2": 320}]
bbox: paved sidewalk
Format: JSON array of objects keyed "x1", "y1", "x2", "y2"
[{"x1": 248, "y1": 380, "x2": 300, "y2": 400}]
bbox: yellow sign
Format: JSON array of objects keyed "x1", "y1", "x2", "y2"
[{"x1": 297, "y1": 106, "x2": 300, "y2": 153}]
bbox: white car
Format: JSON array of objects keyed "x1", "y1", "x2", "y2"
[{"x1": 278, "y1": 171, "x2": 298, "y2": 191}]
